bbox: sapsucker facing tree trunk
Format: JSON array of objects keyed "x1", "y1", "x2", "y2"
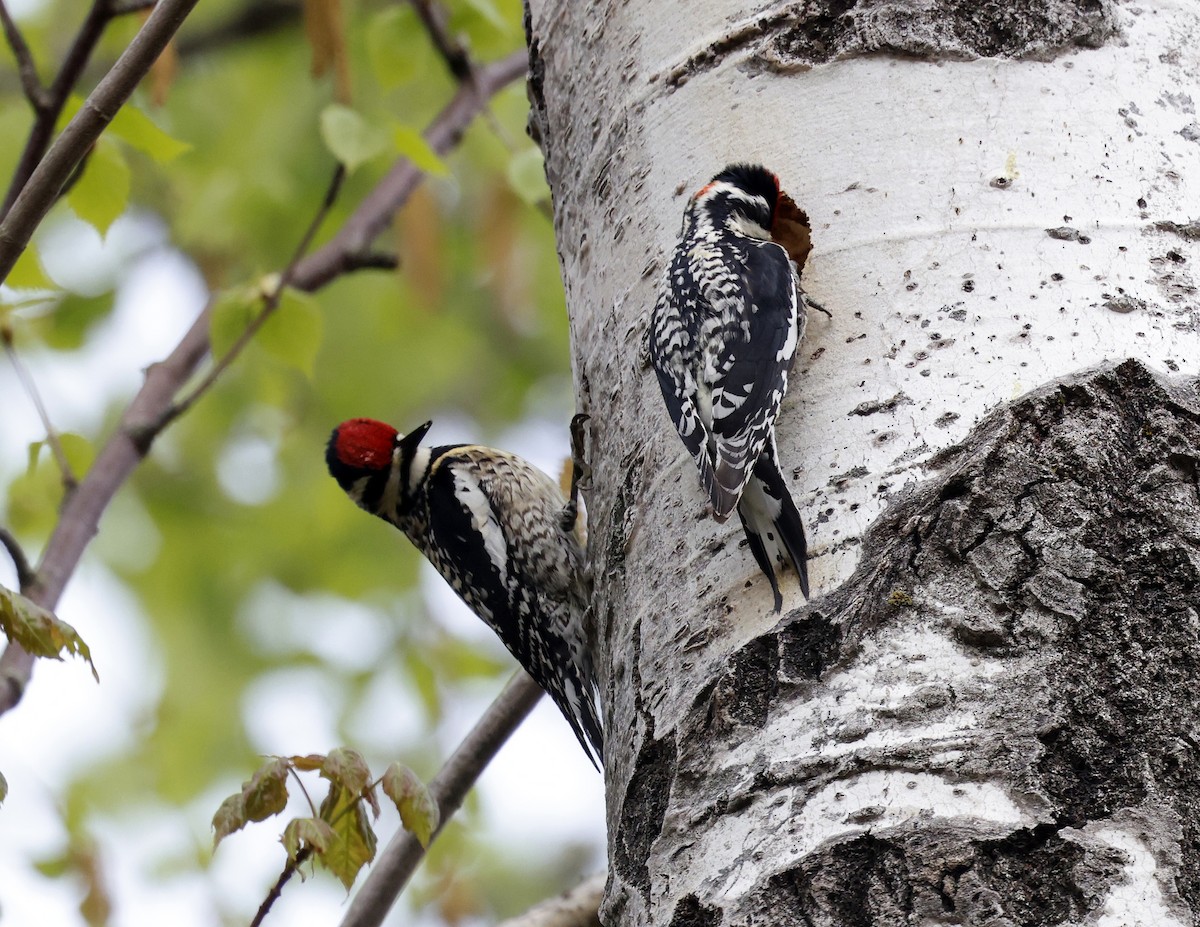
[{"x1": 525, "y1": 1, "x2": 1200, "y2": 924}]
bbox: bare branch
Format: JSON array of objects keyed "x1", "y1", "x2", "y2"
[
  {"x1": 110, "y1": 0, "x2": 159, "y2": 13},
  {"x1": 0, "y1": 528, "x2": 36, "y2": 591},
  {"x1": 0, "y1": 53, "x2": 527, "y2": 714},
  {"x1": 175, "y1": 0, "x2": 298, "y2": 57},
  {"x1": 339, "y1": 673, "x2": 545, "y2": 927},
  {"x1": 157, "y1": 164, "x2": 347, "y2": 431},
  {"x1": 1, "y1": 0, "x2": 114, "y2": 218},
  {"x1": 495, "y1": 874, "x2": 606, "y2": 927},
  {"x1": 0, "y1": 0, "x2": 202, "y2": 274},
  {"x1": 410, "y1": 0, "x2": 471, "y2": 82},
  {"x1": 251, "y1": 846, "x2": 312, "y2": 927},
  {"x1": 2, "y1": 332, "x2": 79, "y2": 492},
  {"x1": 0, "y1": 0, "x2": 48, "y2": 110}
]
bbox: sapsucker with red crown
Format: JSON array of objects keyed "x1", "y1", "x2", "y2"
[
  {"x1": 649, "y1": 163, "x2": 812, "y2": 610},
  {"x1": 326, "y1": 418, "x2": 603, "y2": 767}
]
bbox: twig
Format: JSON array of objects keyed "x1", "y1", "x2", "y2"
[
  {"x1": 0, "y1": 0, "x2": 48, "y2": 110},
  {"x1": 2, "y1": 333, "x2": 79, "y2": 492},
  {"x1": 299, "y1": 50, "x2": 526, "y2": 290},
  {"x1": 339, "y1": 673, "x2": 544, "y2": 927},
  {"x1": 0, "y1": 0, "x2": 202, "y2": 274},
  {"x1": 410, "y1": 0, "x2": 518, "y2": 151},
  {"x1": 174, "y1": 0, "x2": 299, "y2": 57},
  {"x1": 0, "y1": 0, "x2": 114, "y2": 218},
  {"x1": 289, "y1": 766, "x2": 320, "y2": 817},
  {"x1": 250, "y1": 847, "x2": 312, "y2": 927},
  {"x1": 409, "y1": 0, "x2": 471, "y2": 82},
  {"x1": 110, "y1": 0, "x2": 159, "y2": 13},
  {"x1": 155, "y1": 164, "x2": 347, "y2": 432},
  {"x1": 494, "y1": 874, "x2": 605, "y2": 927},
  {"x1": 0, "y1": 53, "x2": 528, "y2": 714},
  {"x1": 0, "y1": 528, "x2": 36, "y2": 591}
]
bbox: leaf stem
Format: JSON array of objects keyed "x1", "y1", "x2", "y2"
[
  {"x1": 2, "y1": 331, "x2": 79, "y2": 492},
  {"x1": 157, "y1": 163, "x2": 347, "y2": 430}
]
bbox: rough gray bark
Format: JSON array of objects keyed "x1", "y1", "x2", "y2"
[
  {"x1": 653, "y1": 359, "x2": 1200, "y2": 924},
  {"x1": 525, "y1": 0, "x2": 1200, "y2": 923}
]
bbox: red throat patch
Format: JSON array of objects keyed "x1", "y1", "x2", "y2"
[{"x1": 334, "y1": 418, "x2": 398, "y2": 471}]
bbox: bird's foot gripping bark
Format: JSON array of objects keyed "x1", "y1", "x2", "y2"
[{"x1": 561, "y1": 413, "x2": 592, "y2": 533}]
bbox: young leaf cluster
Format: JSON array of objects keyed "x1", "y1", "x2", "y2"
[{"x1": 213, "y1": 748, "x2": 439, "y2": 891}]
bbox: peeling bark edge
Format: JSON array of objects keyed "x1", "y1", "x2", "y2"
[
  {"x1": 663, "y1": 0, "x2": 1118, "y2": 88},
  {"x1": 650, "y1": 359, "x2": 1200, "y2": 924}
]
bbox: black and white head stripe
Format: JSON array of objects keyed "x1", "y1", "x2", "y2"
[{"x1": 692, "y1": 163, "x2": 781, "y2": 232}]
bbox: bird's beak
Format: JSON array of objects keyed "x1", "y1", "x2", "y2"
[{"x1": 399, "y1": 420, "x2": 434, "y2": 452}]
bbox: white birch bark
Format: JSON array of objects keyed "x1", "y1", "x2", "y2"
[{"x1": 525, "y1": 1, "x2": 1200, "y2": 923}]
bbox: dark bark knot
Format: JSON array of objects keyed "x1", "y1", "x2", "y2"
[
  {"x1": 663, "y1": 0, "x2": 1117, "y2": 88},
  {"x1": 615, "y1": 733, "x2": 677, "y2": 900}
]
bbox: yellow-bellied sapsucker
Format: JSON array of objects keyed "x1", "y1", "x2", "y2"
[
  {"x1": 326, "y1": 418, "x2": 603, "y2": 767},
  {"x1": 649, "y1": 163, "x2": 811, "y2": 610}
]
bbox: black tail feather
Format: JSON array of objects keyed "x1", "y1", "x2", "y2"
[
  {"x1": 738, "y1": 450, "x2": 810, "y2": 609},
  {"x1": 739, "y1": 507, "x2": 783, "y2": 611},
  {"x1": 548, "y1": 680, "x2": 604, "y2": 772}
]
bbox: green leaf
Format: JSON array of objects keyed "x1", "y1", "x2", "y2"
[
  {"x1": 67, "y1": 138, "x2": 130, "y2": 236},
  {"x1": 27, "y1": 433, "x2": 96, "y2": 479},
  {"x1": 6, "y1": 245, "x2": 53, "y2": 290},
  {"x1": 318, "y1": 783, "x2": 376, "y2": 890},
  {"x1": 0, "y1": 769, "x2": 7, "y2": 805},
  {"x1": 320, "y1": 105, "x2": 388, "y2": 173},
  {"x1": 403, "y1": 648, "x2": 441, "y2": 719},
  {"x1": 507, "y1": 147, "x2": 547, "y2": 205},
  {"x1": 42, "y1": 291, "x2": 115, "y2": 351},
  {"x1": 212, "y1": 757, "x2": 292, "y2": 849},
  {"x1": 392, "y1": 126, "x2": 449, "y2": 177},
  {"x1": 366, "y1": 7, "x2": 420, "y2": 89},
  {"x1": 381, "y1": 763, "x2": 439, "y2": 848},
  {"x1": 108, "y1": 104, "x2": 191, "y2": 164},
  {"x1": 0, "y1": 583, "x2": 98, "y2": 681},
  {"x1": 321, "y1": 747, "x2": 371, "y2": 796},
  {"x1": 281, "y1": 816, "x2": 336, "y2": 861},
  {"x1": 211, "y1": 794, "x2": 246, "y2": 849},
  {"x1": 208, "y1": 287, "x2": 259, "y2": 360},
  {"x1": 463, "y1": 0, "x2": 509, "y2": 32},
  {"x1": 258, "y1": 288, "x2": 323, "y2": 376}
]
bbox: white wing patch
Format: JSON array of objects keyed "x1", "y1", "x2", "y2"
[{"x1": 452, "y1": 468, "x2": 509, "y2": 587}]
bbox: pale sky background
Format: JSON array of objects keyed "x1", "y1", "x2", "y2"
[{"x1": 0, "y1": 213, "x2": 607, "y2": 926}]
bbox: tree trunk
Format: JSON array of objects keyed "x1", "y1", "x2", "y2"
[{"x1": 525, "y1": 1, "x2": 1200, "y2": 923}]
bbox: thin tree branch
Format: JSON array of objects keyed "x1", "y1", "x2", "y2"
[
  {"x1": 0, "y1": 0, "x2": 201, "y2": 273},
  {"x1": 2, "y1": 332, "x2": 79, "y2": 492},
  {"x1": 155, "y1": 164, "x2": 347, "y2": 432},
  {"x1": 174, "y1": 0, "x2": 299, "y2": 57},
  {"x1": 0, "y1": 528, "x2": 36, "y2": 591},
  {"x1": 410, "y1": 0, "x2": 471, "y2": 82},
  {"x1": 251, "y1": 846, "x2": 312, "y2": 927},
  {"x1": 299, "y1": 50, "x2": 526, "y2": 290},
  {"x1": 339, "y1": 673, "x2": 545, "y2": 927},
  {"x1": 0, "y1": 0, "x2": 115, "y2": 218},
  {"x1": 494, "y1": 874, "x2": 605, "y2": 927},
  {"x1": 110, "y1": 0, "x2": 159, "y2": 13},
  {"x1": 406, "y1": 0, "x2": 516, "y2": 149},
  {"x1": 0, "y1": 53, "x2": 528, "y2": 714},
  {"x1": 0, "y1": 0, "x2": 48, "y2": 109}
]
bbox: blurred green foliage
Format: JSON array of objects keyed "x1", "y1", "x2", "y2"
[{"x1": 0, "y1": 0, "x2": 591, "y2": 922}]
